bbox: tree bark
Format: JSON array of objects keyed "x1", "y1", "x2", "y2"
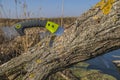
[{"x1": 0, "y1": 0, "x2": 120, "y2": 80}]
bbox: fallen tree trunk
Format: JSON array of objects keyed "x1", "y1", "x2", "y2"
[{"x1": 0, "y1": 0, "x2": 120, "y2": 80}]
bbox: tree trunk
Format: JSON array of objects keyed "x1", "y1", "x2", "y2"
[{"x1": 0, "y1": 0, "x2": 120, "y2": 80}]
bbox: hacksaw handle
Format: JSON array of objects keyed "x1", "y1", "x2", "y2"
[{"x1": 14, "y1": 20, "x2": 47, "y2": 36}]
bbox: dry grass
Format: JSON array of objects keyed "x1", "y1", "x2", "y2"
[
  {"x1": 0, "y1": 17, "x2": 76, "y2": 27},
  {"x1": 0, "y1": 28, "x2": 44, "y2": 64}
]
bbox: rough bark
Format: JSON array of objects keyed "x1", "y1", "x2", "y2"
[{"x1": 0, "y1": 0, "x2": 120, "y2": 80}]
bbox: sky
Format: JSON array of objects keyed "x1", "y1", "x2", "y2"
[{"x1": 0, "y1": 0, "x2": 100, "y2": 18}]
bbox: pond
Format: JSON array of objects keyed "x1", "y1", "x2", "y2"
[{"x1": 86, "y1": 49, "x2": 120, "y2": 79}]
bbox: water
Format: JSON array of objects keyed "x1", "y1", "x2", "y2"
[
  {"x1": 0, "y1": 26, "x2": 19, "y2": 40},
  {"x1": 86, "y1": 49, "x2": 120, "y2": 79}
]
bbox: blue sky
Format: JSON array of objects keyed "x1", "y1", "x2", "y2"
[{"x1": 0, "y1": 0, "x2": 100, "y2": 18}]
